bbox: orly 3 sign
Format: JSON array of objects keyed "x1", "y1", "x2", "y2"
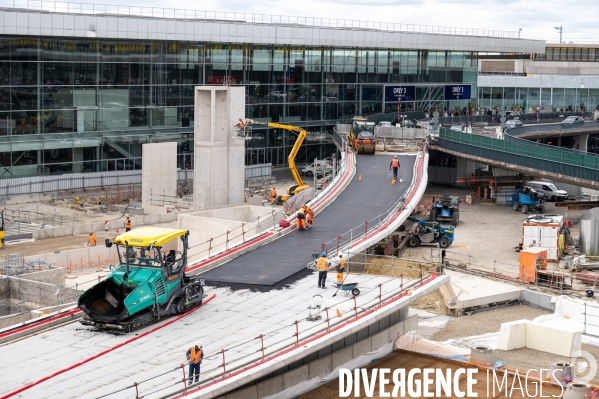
[{"x1": 444, "y1": 85, "x2": 471, "y2": 100}]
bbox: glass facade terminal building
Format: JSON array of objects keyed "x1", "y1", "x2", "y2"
[{"x1": 0, "y1": 4, "x2": 544, "y2": 178}]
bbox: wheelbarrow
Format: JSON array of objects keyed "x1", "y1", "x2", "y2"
[{"x1": 336, "y1": 282, "x2": 360, "y2": 296}]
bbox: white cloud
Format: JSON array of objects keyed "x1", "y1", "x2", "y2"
[{"x1": 99, "y1": 0, "x2": 599, "y2": 42}]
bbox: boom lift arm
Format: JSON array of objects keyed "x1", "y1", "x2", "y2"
[{"x1": 240, "y1": 119, "x2": 308, "y2": 201}]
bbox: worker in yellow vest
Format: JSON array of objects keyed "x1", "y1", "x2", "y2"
[
  {"x1": 317, "y1": 252, "x2": 330, "y2": 289},
  {"x1": 337, "y1": 255, "x2": 345, "y2": 273},
  {"x1": 186, "y1": 343, "x2": 203, "y2": 385},
  {"x1": 125, "y1": 216, "x2": 132, "y2": 232}
]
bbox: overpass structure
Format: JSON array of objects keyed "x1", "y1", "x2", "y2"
[
  {"x1": 432, "y1": 127, "x2": 599, "y2": 189},
  {"x1": 0, "y1": 136, "x2": 434, "y2": 399}
]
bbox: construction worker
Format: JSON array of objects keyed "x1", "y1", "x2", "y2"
[
  {"x1": 186, "y1": 343, "x2": 203, "y2": 385},
  {"x1": 270, "y1": 187, "x2": 277, "y2": 204},
  {"x1": 317, "y1": 252, "x2": 330, "y2": 289},
  {"x1": 88, "y1": 231, "x2": 96, "y2": 247},
  {"x1": 296, "y1": 206, "x2": 306, "y2": 230},
  {"x1": 125, "y1": 216, "x2": 132, "y2": 232},
  {"x1": 390, "y1": 156, "x2": 400, "y2": 180},
  {"x1": 338, "y1": 254, "x2": 346, "y2": 273},
  {"x1": 305, "y1": 204, "x2": 314, "y2": 228},
  {"x1": 336, "y1": 270, "x2": 344, "y2": 286}
]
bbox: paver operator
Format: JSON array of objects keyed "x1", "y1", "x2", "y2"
[
  {"x1": 186, "y1": 343, "x2": 203, "y2": 385},
  {"x1": 317, "y1": 252, "x2": 330, "y2": 289},
  {"x1": 390, "y1": 156, "x2": 400, "y2": 181}
]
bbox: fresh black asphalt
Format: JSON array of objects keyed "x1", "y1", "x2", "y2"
[{"x1": 199, "y1": 154, "x2": 416, "y2": 286}]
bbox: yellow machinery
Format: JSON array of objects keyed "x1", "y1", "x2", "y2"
[
  {"x1": 240, "y1": 119, "x2": 308, "y2": 204},
  {"x1": 348, "y1": 117, "x2": 376, "y2": 154}
]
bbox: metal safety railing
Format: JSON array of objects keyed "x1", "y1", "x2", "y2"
[
  {"x1": 436, "y1": 128, "x2": 599, "y2": 182},
  {"x1": 314, "y1": 146, "x2": 425, "y2": 262},
  {"x1": 86, "y1": 263, "x2": 438, "y2": 399},
  {"x1": 0, "y1": 0, "x2": 520, "y2": 38}
]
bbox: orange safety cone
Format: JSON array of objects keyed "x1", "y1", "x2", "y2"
[
  {"x1": 336, "y1": 308, "x2": 342, "y2": 318},
  {"x1": 358, "y1": 174, "x2": 362, "y2": 181},
  {"x1": 392, "y1": 179, "x2": 396, "y2": 185},
  {"x1": 116, "y1": 228, "x2": 119, "y2": 233}
]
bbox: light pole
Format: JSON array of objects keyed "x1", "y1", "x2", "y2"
[
  {"x1": 400, "y1": 115, "x2": 406, "y2": 140},
  {"x1": 518, "y1": 28, "x2": 522, "y2": 38},
  {"x1": 554, "y1": 26, "x2": 562, "y2": 43}
]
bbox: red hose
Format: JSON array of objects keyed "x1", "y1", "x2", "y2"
[{"x1": 0, "y1": 293, "x2": 216, "y2": 399}]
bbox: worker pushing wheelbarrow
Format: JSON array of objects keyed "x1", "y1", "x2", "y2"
[{"x1": 333, "y1": 255, "x2": 360, "y2": 297}]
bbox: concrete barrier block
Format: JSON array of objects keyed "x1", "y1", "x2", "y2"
[
  {"x1": 352, "y1": 338, "x2": 372, "y2": 358},
  {"x1": 538, "y1": 293, "x2": 552, "y2": 310},
  {"x1": 525, "y1": 321, "x2": 581, "y2": 357},
  {"x1": 283, "y1": 365, "x2": 308, "y2": 389},
  {"x1": 257, "y1": 375, "x2": 284, "y2": 398},
  {"x1": 388, "y1": 321, "x2": 405, "y2": 341},
  {"x1": 144, "y1": 214, "x2": 161, "y2": 225},
  {"x1": 497, "y1": 320, "x2": 527, "y2": 351},
  {"x1": 308, "y1": 356, "x2": 332, "y2": 379},
  {"x1": 73, "y1": 223, "x2": 92, "y2": 235},
  {"x1": 332, "y1": 346, "x2": 353, "y2": 369},
  {"x1": 371, "y1": 330, "x2": 390, "y2": 352},
  {"x1": 224, "y1": 386, "x2": 257, "y2": 399},
  {"x1": 403, "y1": 314, "x2": 417, "y2": 332}
]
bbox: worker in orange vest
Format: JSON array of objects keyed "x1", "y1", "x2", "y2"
[
  {"x1": 305, "y1": 204, "x2": 314, "y2": 228},
  {"x1": 186, "y1": 343, "x2": 203, "y2": 385},
  {"x1": 316, "y1": 252, "x2": 330, "y2": 288},
  {"x1": 88, "y1": 231, "x2": 96, "y2": 247},
  {"x1": 270, "y1": 187, "x2": 277, "y2": 204},
  {"x1": 390, "y1": 156, "x2": 400, "y2": 180},
  {"x1": 296, "y1": 206, "x2": 306, "y2": 230},
  {"x1": 125, "y1": 216, "x2": 132, "y2": 232}
]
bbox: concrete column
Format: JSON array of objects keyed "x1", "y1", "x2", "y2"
[
  {"x1": 72, "y1": 147, "x2": 84, "y2": 173},
  {"x1": 141, "y1": 142, "x2": 177, "y2": 213},
  {"x1": 572, "y1": 134, "x2": 589, "y2": 152},
  {"x1": 193, "y1": 86, "x2": 245, "y2": 209}
]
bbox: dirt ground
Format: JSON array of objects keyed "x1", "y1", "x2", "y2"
[
  {"x1": 431, "y1": 304, "x2": 550, "y2": 341},
  {"x1": 365, "y1": 256, "x2": 437, "y2": 278},
  {"x1": 0, "y1": 220, "x2": 178, "y2": 260},
  {"x1": 410, "y1": 289, "x2": 450, "y2": 314}
]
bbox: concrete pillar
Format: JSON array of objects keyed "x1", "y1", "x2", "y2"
[
  {"x1": 141, "y1": 142, "x2": 177, "y2": 212},
  {"x1": 572, "y1": 134, "x2": 589, "y2": 152},
  {"x1": 72, "y1": 147, "x2": 84, "y2": 173},
  {"x1": 193, "y1": 86, "x2": 245, "y2": 209}
]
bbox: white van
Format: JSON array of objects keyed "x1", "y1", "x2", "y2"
[{"x1": 526, "y1": 180, "x2": 568, "y2": 202}]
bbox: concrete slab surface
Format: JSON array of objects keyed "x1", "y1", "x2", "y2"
[
  {"x1": 199, "y1": 153, "x2": 416, "y2": 286},
  {"x1": 445, "y1": 269, "x2": 524, "y2": 309},
  {"x1": 0, "y1": 273, "x2": 417, "y2": 399}
]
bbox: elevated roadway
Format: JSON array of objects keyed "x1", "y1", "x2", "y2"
[
  {"x1": 200, "y1": 153, "x2": 416, "y2": 286},
  {"x1": 433, "y1": 127, "x2": 599, "y2": 189},
  {"x1": 0, "y1": 145, "x2": 427, "y2": 399}
]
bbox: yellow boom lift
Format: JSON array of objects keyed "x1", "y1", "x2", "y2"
[{"x1": 238, "y1": 119, "x2": 308, "y2": 204}]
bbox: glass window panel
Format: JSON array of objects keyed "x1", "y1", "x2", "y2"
[
  {"x1": 540, "y1": 88, "x2": 552, "y2": 108},
  {"x1": 273, "y1": 49, "x2": 285, "y2": 72},
  {"x1": 552, "y1": 88, "x2": 564, "y2": 108},
  {"x1": 564, "y1": 88, "x2": 576, "y2": 110},
  {"x1": 377, "y1": 50, "x2": 388, "y2": 74},
  {"x1": 589, "y1": 89, "x2": 599, "y2": 110},
  {"x1": 576, "y1": 88, "x2": 588, "y2": 110},
  {"x1": 491, "y1": 87, "x2": 503, "y2": 110},
  {"x1": 527, "y1": 87, "x2": 540, "y2": 108}
]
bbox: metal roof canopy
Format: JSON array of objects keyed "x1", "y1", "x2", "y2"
[{"x1": 113, "y1": 226, "x2": 187, "y2": 247}]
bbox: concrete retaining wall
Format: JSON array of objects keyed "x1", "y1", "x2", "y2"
[
  {"x1": 14, "y1": 268, "x2": 67, "y2": 286},
  {"x1": 521, "y1": 290, "x2": 556, "y2": 311},
  {"x1": 32, "y1": 210, "x2": 188, "y2": 241},
  {"x1": 217, "y1": 315, "x2": 418, "y2": 399}
]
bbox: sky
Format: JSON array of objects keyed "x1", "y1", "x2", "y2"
[{"x1": 93, "y1": 0, "x2": 599, "y2": 43}]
